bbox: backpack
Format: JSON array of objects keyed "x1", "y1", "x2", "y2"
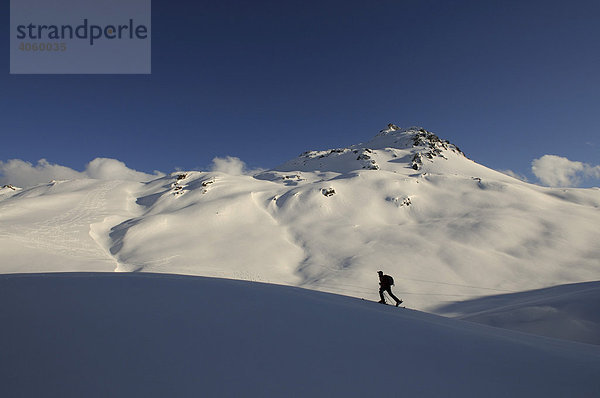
[{"x1": 385, "y1": 275, "x2": 394, "y2": 286}]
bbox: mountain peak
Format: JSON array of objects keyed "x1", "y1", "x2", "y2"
[
  {"x1": 370, "y1": 125, "x2": 463, "y2": 153},
  {"x1": 378, "y1": 123, "x2": 403, "y2": 133},
  {"x1": 269, "y1": 125, "x2": 466, "y2": 174},
  {"x1": 377, "y1": 123, "x2": 428, "y2": 135}
]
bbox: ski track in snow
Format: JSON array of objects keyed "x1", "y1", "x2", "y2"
[{"x1": 0, "y1": 181, "x2": 122, "y2": 260}]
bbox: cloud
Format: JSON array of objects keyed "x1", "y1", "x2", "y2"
[
  {"x1": 531, "y1": 155, "x2": 600, "y2": 187},
  {"x1": 0, "y1": 158, "x2": 163, "y2": 188},
  {"x1": 499, "y1": 169, "x2": 528, "y2": 182},
  {"x1": 0, "y1": 159, "x2": 82, "y2": 188},
  {"x1": 209, "y1": 156, "x2": 264, "y2": 176},
  {"x1": 84, "y1": 158, "x2": 162, "y2": 182}
]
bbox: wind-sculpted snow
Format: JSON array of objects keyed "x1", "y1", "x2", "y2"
[
  {"x1": 1, "y1": 126, "x2": 599, "y2": 316},
  {"x1": 435, "y1": 281, "x2": 600, "y2": 345},
  {"x1": 1, "y1": 273, "x2": 599, "y2": 398}
]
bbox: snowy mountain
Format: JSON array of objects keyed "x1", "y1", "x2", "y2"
[
  {"x1": 1, "y1": 273, "x2": 599, "y2": 398},
  {"x1": 1, "y1": 126, "x2": 599, "y2": 315}
]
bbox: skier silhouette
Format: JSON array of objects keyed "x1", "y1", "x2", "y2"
[{"x1": 378, "y1": 271, "x2": 402, "y2": 306}]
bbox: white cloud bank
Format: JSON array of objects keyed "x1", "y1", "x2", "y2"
[
  {"x1": 532, "y1": 155, "x2": 600, "y2": 187},
  {"x1": 0, "y1": 158, "x2": 163, "y2": 188},
  {"x1": 209, "y1": 156, "x2": 264, "y2": 176}
]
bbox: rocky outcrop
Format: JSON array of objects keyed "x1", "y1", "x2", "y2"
[
  {"x1": 409, "y1": 128, "x2": 464, "y2": 170},
  {"x1": 322, "y1": 187, "x2": 335, "y2": 197}
]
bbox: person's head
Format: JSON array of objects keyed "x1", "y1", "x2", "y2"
[{"x1": 377, "y1": 271, "x2": 383, "y2": 276}]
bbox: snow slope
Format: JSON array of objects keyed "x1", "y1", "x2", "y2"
[
  {"x1": 1, "y1": 126, "x2": 599, "y2": 313},
  {"x1": 1, "y1": 273, "x2": 599, "y2": 398},
  {"x1": 436, "y1": 281, "x2": 600, "y2": 345},
  {"x1": 0, "y1": 179, "x2": 138, "y2": 273}
]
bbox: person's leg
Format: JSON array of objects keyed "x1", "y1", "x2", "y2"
[
  {"x1": 386, "y1": 288, "x2": 402, "y2": 305},
  {"x1": 379, "y1": 288, "x2": 386, "y2": 303}
]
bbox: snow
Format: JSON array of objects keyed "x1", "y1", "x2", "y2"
[
  {"x1": 0, "y1": 184, "x2": 21, "y2": 198},
  {"x1": 436, "y1": 281, "x2": 600, "y2": 345},
  {"x1": 1, "y1": 273, "x2": 599, "y2": 398},
  {"x1": 1, "y1": 126, "x2": 599, "y2": 338},
  {"x1": 0, "y1": 179, "x2": 137, "y2": 273},
  {"x1": 2, "y1": 127, "x2": 600, "y2": 395}
]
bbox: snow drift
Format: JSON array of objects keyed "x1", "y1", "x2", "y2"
[{"x1": 436, "y1": 281, "x2": 600, "y2": 345}]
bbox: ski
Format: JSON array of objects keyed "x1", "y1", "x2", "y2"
[{"x1": 361, "y1": 298, "x2": 406, "y2": 308}]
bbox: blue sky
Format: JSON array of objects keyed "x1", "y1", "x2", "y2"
[{"x1": 2, "y1": 0, "x2": 599, "y2": 186}]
